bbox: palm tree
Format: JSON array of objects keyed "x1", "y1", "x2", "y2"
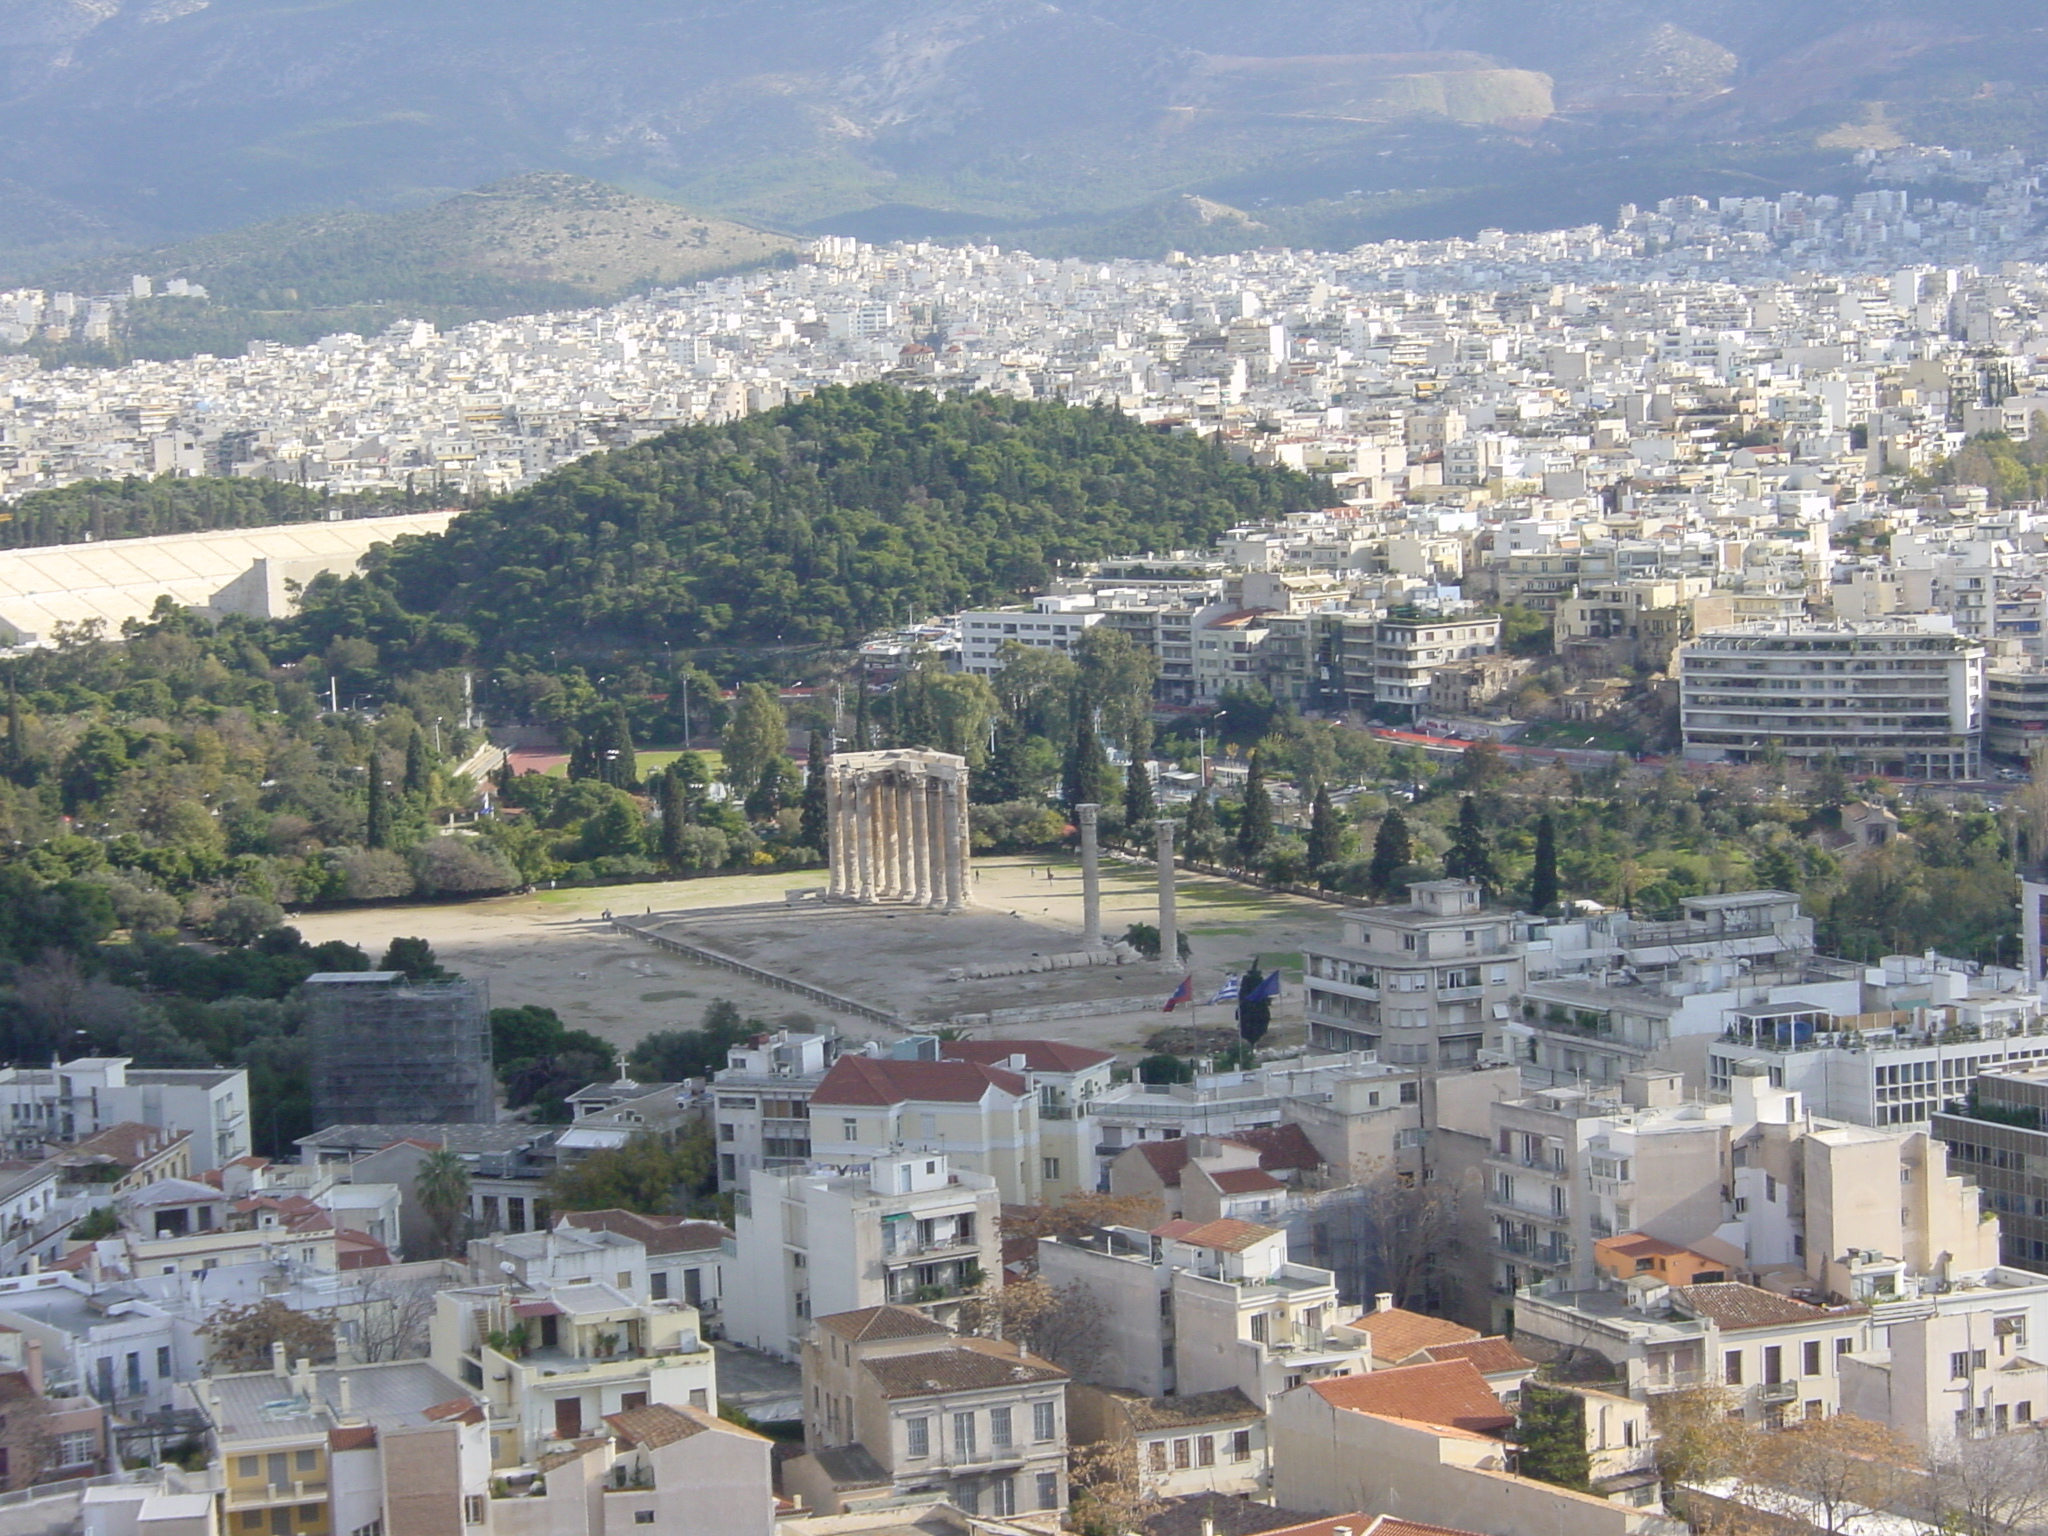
[{"x1": 415, "y1": 1148, "x2": 472, "y2": 1258}]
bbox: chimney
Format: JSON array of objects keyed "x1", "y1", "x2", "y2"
[
  {"x1": 292, "y1": 1357, "x2": 314, "y2": 1400},
  {"x1": 24, "y1": 1338, "x2": 42, "y2": 1396},
  {"x1": 1374, "y1": 1293, "x2": 1394, "y2": 1313},
  {"x1": 271, "y1": 1341, "x2": 289, "y2": 1379},
  {"x1": 337, "y1": 1376, "x2": 353, "y2": 1421}
]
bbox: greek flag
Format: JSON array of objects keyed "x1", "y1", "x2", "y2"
[{"x1": 1209, "y1": 974, "x2": 1242, "y2": 1004}]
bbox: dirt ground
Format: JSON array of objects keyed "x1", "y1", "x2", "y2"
[{"x1": 285, "y1": 855, "x2": 1344, "y2": 1062}]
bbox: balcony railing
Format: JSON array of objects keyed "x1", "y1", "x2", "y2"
[
  {"x1": 226, "y1": 1481, "x2": 329, "y2": 1509},
  {"x1": 1757, "y1": 1381, "x2": 1800, "y2": 1403}
]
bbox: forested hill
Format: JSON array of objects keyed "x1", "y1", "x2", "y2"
[{"x1": 379, "y1": 386, "x2": 1323, "y2": 656}]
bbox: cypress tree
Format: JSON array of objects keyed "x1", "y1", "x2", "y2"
[
  {"x1": 365, "y1": 753, "x2": 392, "y2": 850},
  {"x1": 1124, "y1": 755, "x2": 1156, "y2": 830},
  {"x1": 1367, "y1": 808, "x2": 1411, "y2": 896},
  {"x1": 800, "y1": 732, "x2": 830, "y2": 852},
  {"x1": 606, "y1": 701, "x2": 638, "y2": 788},
  {"x1": 1445, "y1": 795, "x2": 1498, "y2": 893},
  {"x1": 1529, "y1": 812, "x2": 1560, "y2": 913},
  {"x1": 1185, "y1": 787, "x2": 1222, "y2": 863},
  {"x1": 659, "y1": 765, "x2": 688, "y2": 866},
  {"x1": 1063, "y1": 718, "x2": 1114, "y2": 812},
  {"x1": 4, "y1": 680, "x2": 20, "y2": 775},
  {"x1": 404, "y1": 729, "x2": 429, "y2": 796},
  {"x1": 852, "y1": 670, "x2": 871, "y2": 751},
  {"x1": 1236, "y1": 961, "x2": 1271, "y2": 1046},
  {"x1": 1306, "y1": 783, "x2": 1342, "y2": 881},
  {"x1": 1235, "y1": 750, "x2": 1273, "y2": 867},
  {"x1": 1516, "y1": 1384, "x2": 1592, "y2": 1492}
]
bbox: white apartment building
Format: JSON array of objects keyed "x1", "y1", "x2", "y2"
[
  {"x1": 725, "y1": 1153, "x2": 1002, "y2": 1360},
  {"x1": 1359, "y1": 611, "x2": 1501, "y2": 719},
  {"x1": 1679, "y1": 615, "x2": 1985, "y2": 780},
  {"x1": 711, "y1": 1029, "x2": 841, "y2": 1192},
  {"x1": 1302, "y1": 879, "x2": 1529, "y2": 1069},
  {"x1": 0, "y1": 1058, "x2": 251, "y2": 1171},
  {"x1": 793, "y1": 1306, "x2": 1068, "y2": 1518},
  {"x1": 956, "y1": 597, "x2": 1104, "y2": 676},
  {"x1": 809, "y1": 1054, "x2": 1039, "y2": 1205}
]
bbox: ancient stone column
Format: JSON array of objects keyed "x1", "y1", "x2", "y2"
[
  {"x1": 910, "y1": 779, "x2": 934, "y2": 906},
  {"x1": 826, "y1": 770, "x2": 848, "y2": 898},
  {"x1": 854, "y1": 774, "x2": 875, "y2": 903},
  {"x1": 1077, "y1": 803, "x2": 1102, "y2": 946},
  {"x1": 942, "y1": 778, "x2": 967, "y2": 912},
  {"x1": 1155, "y1": 818, "x2": 1179, "y2": 970},
  {"x1": 880, "y1": 776, "x2": 903, "y2": 900}
]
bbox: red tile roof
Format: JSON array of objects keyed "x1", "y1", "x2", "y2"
[
  {"x1": 1169, "y1": 1218, "x2": 1279, "y2": 1253},
  {"x1": 1132, "y1": 1141, "x2": 1194, "y2": 1186},
  {"x1": 943, "y1": 1040, "x2": 1116, "y2": 1073},
  {"x1": 1412, "y1": 1337, "x2": 1533, "y2": 1376},
  {"x1": 1308, "y1": 1360, "x2": 1515, "y2": 1436},
  {"x1": 812, "y1": 1055, "x2": 1028, "y2": 1107},
  {"x1": 559, "y1": 1209, "x2": 730, "y2": 1255},
  {"x1": 1673, "y1": 1282, "x2": 1860, "y2": 1330},
  {"x1": 1267, "y1": 1519, "x2": 1486, "y2": 1536},
  {"x1": 1208, "y1": 1168, "x2": 1286, "y2": 1195},
  {"x1": 1356, "y1": 1307, "x2": 1480, "y2": 1363},
  {"x1": 1222, "y1": 1124, "x2": 1326, "y2": 1172},
  {"x1": 328, "y1": 1426, "x2": 378, "y2": 1452},
  {"x1": 816, "y1": 1306, "x2": 953, "y2": 1343}
]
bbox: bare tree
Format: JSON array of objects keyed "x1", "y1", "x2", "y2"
[
  {"x1": 1928, "y1": 1430, "x2": 2048, "y2": 1536},
  {"x1": 1651, "y1": 1384, "x2": 1759, "y2": 1491},
  {"x1": 954, "y1": 1276, "x2": 1105, "y2": 1370},
  {"x1": 336, "y1": 1270, "x2": 446, "y2": 1362},
  {"x1": 1303, "y1": 1156, "x2": 1460, "y2": 1312},
  {"x1": 1739, "y1": 1414, "x2": 1919, "y2": 1536},
  {"x1": 199, "y1": 1298, "x2": 336, "y2": 1373},
  {"x1": 1069, "y1": 1439, "x2": 1161, "y2": 1536},
  {"x1": 1000, "y1": 1192, "x2": 1163, "y2": 1243}
]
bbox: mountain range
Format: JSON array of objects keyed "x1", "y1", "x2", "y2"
[{"x1": 1, "y1": 0, "x2": 2046, "y2": 268}]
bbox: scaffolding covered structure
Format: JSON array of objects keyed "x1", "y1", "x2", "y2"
[{"x1": 306, "y1": 971, "x2": 495, "y2": 1128}]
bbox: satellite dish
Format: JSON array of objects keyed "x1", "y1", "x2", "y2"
[{"x1": 500, "y1": 1261, "x2": 518, "y2": 1276}]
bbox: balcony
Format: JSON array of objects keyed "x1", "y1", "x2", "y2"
[
  {"x1": 1758, "y1": 1381, "x2": 1800, "y2": 1404},
  {"x1": 1640, "y1": 1370, "x2": 1711, "y2": 1394},
  {"x1": 226, "y1": 1481, "x2": 329, "y2": 1510}
]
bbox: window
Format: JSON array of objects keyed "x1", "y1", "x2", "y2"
[
  {"x1": 633, "y1": 1513, "x2": 655, "y2": 1525},
  {"x1": 650, "y1": 1272, "x2": 668, "y2": 1300},
  {"x1": 1723, "y1": 1350, "x2": 1743, "y2": 1385},
  {"x1": 1763, "y1": 1346, "x2": 1783, "y2": 1385},
  {"x1": 463, "y1": 1498, "x2": 485, "y2": 1527},
  {"x1": 953, "y1": 1412, "x2": 976, "y2": 1457},
  {"x1": 1148, "y1": 1442, "x2": 1168, "y2": 1473},
  {"x1": 156, "y1": 1346, "x2": 172, "y2": 1379},
  {"x1": 1804, "y1": 1342, "x2": 1822, "y2": 1376},
  {"x1": 1197, "y1": 1435, "x2": 1215, "y2": 1467},
  {"x1": 1043, "y1": 1157, "x2": 1059, "y2": 1181},
  {"x1": 53, "y1": 1430, "x2": 95, "y2": 1467},
  {"x1": 1231, "y1": 1430, "x2": 1252, "y2": 1462},
  {"x1": 621, "y1": 1392, "x2": 648, "y2": 1412},
  {"x1": 1953, "y1": 1349, "x2": 1987, "y2": 1379},
  {"x1": 906, "y1": 1417, "x2": 929, "y2": 1458},
  {"x1": 991, "y1": 1479, "x2": 1015, "y2": 1518},
  {"x1": 990, "y1": 1407, "x2": 1013, "y2": 1449},
  {"x1": 1033, "y1": 1400, "x2": 1056, "y2": 1441},
  {"x1": 1173, "y1": 1439, "x2": 1191, "y2": 1470},
  {"x1": 842, "y1": 1119, "x2": 858, "y2": 1141},
  {"x1": 1035, "y1": 1472, "x2": 1060, "y2": 1510},
  {"x1": 238, "y1": 1456, "x2": 260, "y2": 1479},
  {"x1": 294, "y1": 1450, "x2": 317, "y2": 1473}
]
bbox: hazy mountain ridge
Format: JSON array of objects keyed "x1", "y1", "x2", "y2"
[{"x1": 0, "y1": 0, "x2": 2043, "y2": 261}]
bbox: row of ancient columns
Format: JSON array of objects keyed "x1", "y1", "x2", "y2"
[{"x1": 826, "y1": 769, "x2": 968, "y2": 911}]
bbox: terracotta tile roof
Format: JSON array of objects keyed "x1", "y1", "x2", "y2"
[
  {"x1": 1412, "y1": 1337, "x2": 1532, "y2": 1376},
  {"x1": 422, "y1": 1398, "x2": 484, "y2": 1425},
  {"x1": 1673, "y1": 1282, "x2": 1858, "y2": 1331},
  {"x1": 1118, "y1": 1388, "x2": 1261, "y2": 1432},
  {"x1": 537, "y1": 1438, "x2": 607, "y2": 1471},
  {"x1": 328, "y1": 1426, "x2": 377, "y2": 1452},
  {"x1": 1208, "y1": 1168, "x2": 1286, "y2": 1194},
  {"x1": 943, "y1": 1040, "x2": 1115, "y2": 1073},
  {"x1": 1363, "y1": 1518, "x2": 1491, "y2": 1536},
  {"x1": 1169, "y1": 1218, "x2": 1279, "y2": 1253},
  {"x1": 1356, "y1": 1307, "x2": 1480, "y2": 1363},
  {"x1": 1308, "y1": 1360, "x2": 1515, "y2": 1436},
  {"x1": 1152, "y1": 1219, "x2": 1205, "y2": 1241},
  {"x1": 65, "y1": 1122, "x2": 184, "y2": 1165},
  {"x1": 812, "y1": 1055, "x2": 1028, "y2": 1107},
  {"x1": 1132, "y1": 1140, "x2": 1194, "y2": 1186},
  {"x1": 815, "y1": 1305, "x2": 952, "y2": 1344},
  {"x1": 335, "y1": 1229, "x2": 393, "y2": 1270},
  {"x1": 1141, "y1": 1494, "x2": 1320, "y2": 1536},
  {"x1": 606, "y1": 1402, "x2": 764, "y2": 1447},
  {"x1": 860, "y1": 1338, "x2": 1067, "y2": 1399},
  {"x1": 559, "y1": 1209, "x2": 730, "y2": 1254},
  {"x1": 1222, "y1": 1124, "x2": 1326, "y2": 1172}
]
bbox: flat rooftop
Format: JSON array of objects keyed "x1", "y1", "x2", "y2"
[{"x1": 208, "y1": 1361, "x2": 473, "y2": 1442}]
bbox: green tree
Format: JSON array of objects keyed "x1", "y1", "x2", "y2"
[
  {"x1": 1306, "y1": 783, "x2": 1343, "y2": 881},
  {"x1": 658, "y1": 764, "x2": 691, "y2": 867},
  {"x1": 1444, "y1": 796, "x2": 1497, "y2": 893},
  {"x1": 1062, "y1": 718, "x2": 1116, "y2": 813},
  {"x1": 1529, "y1": 812, "x2": 1560, "y2": 912},
  {"x1": 800, "y1": 732, "x2": 830, "y2": 852},
  {"x1": 1123, "y1": 756, "x2": 1156, "y2": 830},
  {"x1": 723, "y1": 683, "x2": 787, "y2": 793},
  {"x1": 1234, "y1": 750, "x2": 1274, "y2": 867},
  {"x1": 365, "y1": 753, "x2": 392, "y2": 850},
  {"x1": 378, "y1": 936, "x2": 452, "y2": 981},
  {"x1": 1516, "y1": 1384, "x2": 1592, "y2": 1492},
  {"x1": 1136, "y1": 1054, "x2": 1194, "y2": 1085},
  {"x1": 1367, "y1": 808, "x2": 1413, "y2": 897},
  {"x1": 1073, "y1": 627, "x2": 1160, "y2": 756},
  {"x1": 545, "y1": 1128, "x2": 712, "y2": 1214},
  {"x1": 1236, "y1": 962, "x2": 1272, "y2": 1046},
  {"x1": 404, "y1": 729, "x2": 429, "y2": 796},
  {"x1": 601, "y1": 700, "x2": 638, "y2": 788},
  {"x1": 414, "y1": 1148, "x2": 473, "y2": 1259},
  {"x1": 1183, "y1": 788, "x2": 1224, "y2": 863}
]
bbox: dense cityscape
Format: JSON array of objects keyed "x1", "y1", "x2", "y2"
[{"x1": 5, "y1": 129, "x2": 2048, "y2": 1536}]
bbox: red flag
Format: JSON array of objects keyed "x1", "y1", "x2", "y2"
[{"x1": 1162, "y1": 975, "x2": 1194, "y2": 1012}]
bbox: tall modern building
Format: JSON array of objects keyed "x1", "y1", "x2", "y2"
[
  {"x1": 305, "y1": 972, "x2": 495, "y2": 1127},
  {"x1": 1678, "y1": 615, "x2": 1984, "y2": 780}
]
